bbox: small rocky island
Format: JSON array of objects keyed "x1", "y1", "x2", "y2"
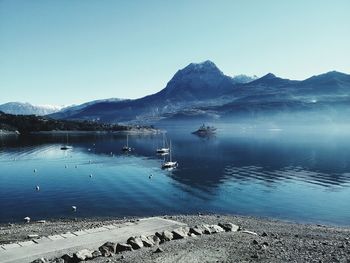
[{"x1": 192, "y1": 124, "x2": 217, "y2": 137}]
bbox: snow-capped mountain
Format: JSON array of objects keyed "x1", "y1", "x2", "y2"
[
  {"x1": 0, "y1": 102, "x2": 63, "y2": 116},
  {"x1": 155, "y1": 60, "x2": 235, "y2": 101},
  {"x1": 48, "y1": 60, "x2": 350, "y2": 124},
  {"x1": 3, "y1": 61, "x2": 349, "y2": 124},
  {"x1": 50, "y1": 60, "x2": 237, "y2": 122},
  {"x1": 0, "y1": 98, "x2": 126, "y2": 117}
]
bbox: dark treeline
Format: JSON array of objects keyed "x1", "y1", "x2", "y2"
[{"x1": 0, "y1": 111, "x2": 149, "y2": 134}]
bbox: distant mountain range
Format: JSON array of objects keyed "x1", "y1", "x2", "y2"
[
  {"x1": 2, "y1": 61, "x2": 350, "y2": 124},
  {"x1": 48, "y1": 61, "x2": 270, "y2": 123},
  {"x1": 0, "y1": 102, "x2": 63, "y2": 116},
  {"x1": 0, "y1": 98, "x2": 125, "y2": 117},
  {"x1": 49, "y1": 98, "x2": 126, "y2": 119}
]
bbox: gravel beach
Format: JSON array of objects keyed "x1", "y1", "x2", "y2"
[{"x1": 1, "y1": 214, "x2": 349, "y2": 262}]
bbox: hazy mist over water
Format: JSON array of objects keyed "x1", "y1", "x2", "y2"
[{"x1": 0, "y1": 122, "x2": 349, "y2": 225}]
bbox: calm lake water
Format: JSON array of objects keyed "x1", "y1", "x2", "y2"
[{"x1": 0, "y1": 124, "x2": 350, "y2": 225}]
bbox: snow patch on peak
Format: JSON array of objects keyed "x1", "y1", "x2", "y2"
[
  {"x1": 192, "y1": 60, "x2": 217, "y2": 68},
  {"x1": 184, "y1": 60, "x2": 221, "y2": 73},
  {"x1": 232, "y1": 74, "x2": 259, "y2": 83},
  {"x1": 37, "y1": 104, "x2": 64, "y2": 111},
  {"x1": 0, "y1": 102, "x2": 63, "y2": 115}
]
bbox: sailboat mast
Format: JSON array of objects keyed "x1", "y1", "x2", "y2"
[
  {"x1": 127, "y1": 135, "x2": 129, "y2": 147},
  {"x1": 170, "y1": 141, "x2": 172, "y2": 162}
]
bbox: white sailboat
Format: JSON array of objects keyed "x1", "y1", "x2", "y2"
[
  {"x1": 162, "y1": 141, "x2": 178, "y2": 169},
  {"x1": 156, "y1": 133, "x2": 169, "y2": 154},
  {"x1": 122, "y1": 134, "x2": 131, "y2": 152},
  {"x1": 60, "y1": 132, "x2": 72, "y2": 150}
]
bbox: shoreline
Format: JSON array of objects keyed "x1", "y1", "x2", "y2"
[
  {"x1": 1, "y1": 211, "x2": 349, "y2": 229},
  {"x1": 1, "y1": 214, "x2": 349, "y2": 262},
  {"x1": 30, "y1": 128, "x2": 161, "y2": 135},
  {"x1": 0, "y1": 129, "x2": 19, "y2": 136},
  {"x1": 0, "y1": 127, "x2": 161, "y2": 137},
  {"x1": 1, "y1": 213, "x2": 350, "y2": 240}
]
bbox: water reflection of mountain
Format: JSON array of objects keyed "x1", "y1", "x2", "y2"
[
  {"x1": 1, "y1": 130, "x2": 350, "y2": 224},
  {"x1": 1, "y1": 131, "x2": 350, "y2": 192},
  {"x1": 161, "y1": 131, "x2": 350, "y2": 191}
]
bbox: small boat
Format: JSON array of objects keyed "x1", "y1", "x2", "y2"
[
  {"x1": 122, "y1": 134, "x2": 131, "y2": 152},
  {"x1": 61, "y1": 132, "x2": 72, "y2": 150},
  {"x1": 162, "y1": 141, "x2": 178, "y2": 169},
  {"x1": 192, "y1": 124, "x2": 217, "y2": 136},
  {"x1": 156, "y1": 133, "x2": 169, "y2": 154},
  {"x1": 60, "y1": 145, "x2": 71, "y2": 150}
]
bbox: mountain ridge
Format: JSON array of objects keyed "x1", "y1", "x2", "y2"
[
  {"x1": 3, "y1": 60, "x2": 349, "y2": 123},
  {"x1": 53, "y1": 61, "x2": 349, "y2": 123}
]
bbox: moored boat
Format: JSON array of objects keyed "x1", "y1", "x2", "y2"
[
  {"x1": 60, "y1": 132, "x2": 72, "y2": 150},
  {"x1": 162, "y1": 141, "x2": 178, "y2": 169},
  {"x1": 122, "y1": 134, "x2": 131, "y2": 152},
  {"x1": 156, "y1": 133, "x2": 169, "y2": 154}
]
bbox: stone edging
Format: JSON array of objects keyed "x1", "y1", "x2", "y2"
[{"x1": 31, "y1": 222, "x2": 242, "y2": 263}]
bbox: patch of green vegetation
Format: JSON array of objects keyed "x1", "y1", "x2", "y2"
[{"x1": 0, "y1": 111, "x2": 149, "y2": 134}]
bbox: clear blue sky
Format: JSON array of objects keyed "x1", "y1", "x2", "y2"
[{"x1": 0, "y1": 0, "x2": 349, "y2": 105}]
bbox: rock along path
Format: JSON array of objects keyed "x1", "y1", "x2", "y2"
[{"x1": 0, "y1": 217, "x2": 186, "y2": 263}]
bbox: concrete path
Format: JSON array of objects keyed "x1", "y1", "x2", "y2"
[{"x1": 0, "y1": 217, "x2": 186, "y2": 263}]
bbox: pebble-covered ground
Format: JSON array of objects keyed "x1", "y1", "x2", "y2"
[
  {"x1": 0, "y1": 217, "x2": 133, "y2": 245},
  {"x1": 1, "y1": 214, "x2": 350, "y2": 262}
]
